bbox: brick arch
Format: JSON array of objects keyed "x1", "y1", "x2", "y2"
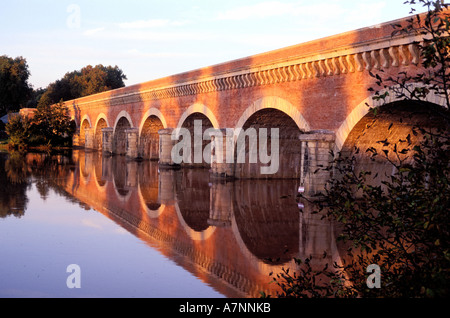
[
  {"x1": 177, "y1": 106, "x2": 217, "y2": 167},
  {"x1": 138, "y1": 108, "x2": 167, "y2": 136},
  {"x1": 341, "y1": 100, "x2": 448, "y2": 158},
  {"x1": 113, "y1": 111, "x2": 133, "y2": 155},
  {"x1": 94, "y1": 113, "x2": 110, "y2": 132},
  {"x1": 337, "y1": 95, "x2": 449, "y2": 188},
  {"x1": 94, "y1": 114, "x2": 110, "y2": 151},
  {"x1": 79, "y1": 115, "x2": 92, "y2": 147},
  {"x1": 177, "y1": 103, "x2": 219, "y2": 129},
  {"x1": 335, "y1": 84, "x2": 449, "y2": 152},
  {"x1": 80, "y1": 114, "x2": 92, "y2": 128},
  {"x1": 138, "y1": 109, "x2": 167, "y2": 160},
  {"x1": 234, "y1": 96, "x2": 310, "y2": 136},
  {"x1": 113, "y1": 110, "x2": 134, "y2": 131},
  {"x1": 233, "y1": 97, "x2": 308, "y2": 179}
]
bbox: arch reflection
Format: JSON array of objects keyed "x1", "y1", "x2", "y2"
[
  {"x1": 21, "y1": 150, "x2": 346, "y2": 297},
  {"x1": 231, "y1": 179, "x2": 300, "y2": 264},
  {"x1": 138, "y1": 160, "x2": 165, "y2": 218}
]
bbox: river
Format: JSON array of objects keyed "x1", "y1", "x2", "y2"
[{"x1": 0, "y1": 150, "x2": 342, "y2": 298}]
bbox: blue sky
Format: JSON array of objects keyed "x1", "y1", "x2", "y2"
[{"x1": 0, "y1": 0, "x2": 415, "y2": 89}]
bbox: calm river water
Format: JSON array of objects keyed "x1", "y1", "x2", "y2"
[{"x1": 0, "y1": 150, "x2": 342, "y2": 298}]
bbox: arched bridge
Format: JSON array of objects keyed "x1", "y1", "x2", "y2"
[{"x1": 67, "y1": 13, "x2": 447, "y2": 195}]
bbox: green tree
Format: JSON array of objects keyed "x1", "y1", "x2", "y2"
[
  {"x1": 0, "y1": 55, "x2": 33, "y2": 116},
  {"x1": 32, "y1": 100, "x2": 76, "y2": 146},
  {"x1": 267, "y1": 0, "x2": 450, "y2": 298},
  {"x1": 26, "y1": 87, "x2": 47, "y2": 108},
  {"x1": 5, "y1": 114, "x2": 32, "y2": 149},
  {"x1": 38, "y1": 64, "x2": 127, "y2": 108},
  {"x1": 6, "y1": 100, "x2": 76, "y2": 148}
]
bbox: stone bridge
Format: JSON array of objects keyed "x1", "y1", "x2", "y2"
[{"x1": 67, "y1": 13, "x2": 447, "y2": 195}]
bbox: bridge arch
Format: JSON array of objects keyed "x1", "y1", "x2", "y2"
[
  {"x1": 113, "y1": 110, "x2": 134, "y2": 131},
  {"x1": 94, "y1": 114, "x2": 110, "y2": 151},
  {"x1": 233, "y1": 97, "x2": 309, "y2": 179},
  {"x1": 138, "y1": 109, "x2": 167, "y2": 160},
  {"x1": 113, "y1": 111, "x2": 134, "y2": 155},
  {"x1": 79, "y1": 115, "x2": 92, "y2": 147},
  {"x1": 336, "y1": 90, "x2": 449, "y2": 188},
  {"x1": 139, "y1": 108, "x2": 167, "y2": 135},
  {"x1": 177, "y1": 103, "x2": 220, "y2": 129},
  {"x1": 177, "y1": 104, "x2": 218, "y2": 167},
  {"x1": 335, "y1": 85, "x2": 449, "y2": 152},
  {"x1": 234, "y1": 96, "x2": 311, "y2": 134}
]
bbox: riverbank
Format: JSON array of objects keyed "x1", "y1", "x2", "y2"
[
  {"x1": 0, "y1": 139, "x2": 8, "y2": 150},
  {"x1": 0, "y1": 140, "x2": 73, "y2": 152}
]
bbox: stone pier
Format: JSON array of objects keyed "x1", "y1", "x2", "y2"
[
  {"x1": 125, "y1": 128, "x2": 139, "y2": 159},
  {"x1": 84, "y1": 128, "x2": 94, "y2": 150},
  {"x1": 209, "y1": 128, "x2": 235, "y2": 179},
  {"x1": 299, "y1": 130, "x2": 336, "y2": 198},
  {"x1": 158, "y1": 128, "x2": 179, "y2": 168},
  {"x1": 102, "y1": 128, "x2": 114, "y2": 155}
]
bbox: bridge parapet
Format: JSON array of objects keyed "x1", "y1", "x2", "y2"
[{"x1": 69, "y1": 33, "x2": 422, "y2": 112}]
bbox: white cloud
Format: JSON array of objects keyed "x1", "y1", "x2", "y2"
[
  {"x1": 117, "y1": 19, "x2": 189, "y2": 29},
  {"x1": 83, "y1": 27, "x2": 105, "y2": 36}
]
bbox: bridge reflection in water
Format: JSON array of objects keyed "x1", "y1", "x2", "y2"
[{"x1": 42, "y1": 150, "x2": 344, "y2": 297}]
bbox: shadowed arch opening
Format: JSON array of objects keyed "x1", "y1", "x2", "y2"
[
  {"x1": 79, "y1": 118, "x2": 91, "y2": 147},
  {"x1": 139, "y1": 115, "x2": 164, "y2": 160},
  {"x1": 180, "y1": 112, "x2": 214, "y2": 167},
  {"x1": 234, "y1": 108, "x2": 304, "y2": 179},
  {"x1": 341, "y1": 100, "x2": 449, "y2": 186},
  {"x1": 95, "y1": 118, "x2": 108, "y2": 151},
  {"x1": 113, "y1": 117, "x2": 132, "y2": 155}
]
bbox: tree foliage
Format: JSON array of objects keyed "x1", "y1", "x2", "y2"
[
  {"x1": 0, "y1": 55, "x2": 33, "y2": 116},
  {"x1": 4, "y1": 114, "x2": 32, "y2": 149},
  {"x1": 5, "y1": 100, "x2": 75, "y2": 149},
  {"x1": 371, "y1": 0, "x2": 450, "y2": 105},
  {"x1": 38, "y1": 64, "x2": 127, "y2": 108},
  {"x1": 32, "y1": 100, "x2": 76, "y2": 146},
  {"x1": 267, "y1": 0, "x2": 450, "y2": 298}
]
